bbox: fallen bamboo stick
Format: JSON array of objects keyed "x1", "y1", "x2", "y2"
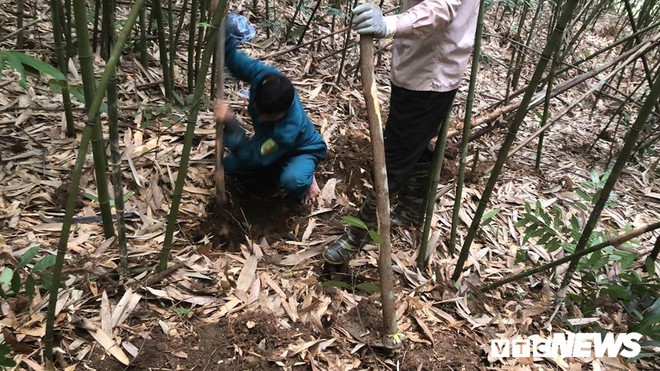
[{"x1": 479, "y1": 221, "x2": 660, "y2": 292}]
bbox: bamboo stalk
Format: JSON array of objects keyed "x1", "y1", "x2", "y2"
[
  {"x1": 92, "y1": 0, "x2": 101, "y2": 51},
  {"x1": 535, "y1": 1, "x2": 563, "y2": 171},
  {"x1": 479, "y1": 20, "x2": 660, "y2": 124},
  {"x1": 159, "y1": 0, "x2": 228, "y2": 272},
  {"x1": 44, "y1": 0, "x2": 145, "y2": 361},
  {"x1": 16, "y1": 0, "x2": 25, "y2": 49},
  {"x1": 72, "y1": 0, "x2": 115, "y2": 238},
  {"x1": 195, "y1": 0, "x2": 208, "y2": 82},
  {"x1": 283, "y1": 0, "x2": 305, "y2": 42},
  {"x1": 466, "y1": 36, "x2": 660, "y2": 144},
  {"x1": 172, "y1": 0, "x2": 190, "y2": 77},
  {"x1": 139, "y1": 3, "x2": 148, "y2": 67},
  {"x1": 49, "y1": 0, "x2": 75, "y2": 138},
  {"x1": 336, "y1": 0, "x2": 360, "y2": 84},
  {"x1": 102, "y1": 0, "x2": 128, "y2": 273},
  {"x1": 558, "y1": 66, "x2": 660, "y2": 296},
  {"x1": 153, "y1": 0, "x2": 174, "y2": 100},
  {"x1": 188, "y1": 0, "x2": 198, "y2": 93},
  {"x1": 297, "y1": 0, "x2": 322, "y2": 46},
  {"x1": 504, "y1": 0, "x2": 529, "y2": 102},
  {"x1": 108, "y1": 68, "x2": 128, "y2": 272},
  {"x1": 448, "y1": 0, "x2": 486, "y2": 255},
  {"x1": 265, "y1": 7, "x2": 400, "y2": 60},
  {"x1": 418, "y1": 99, "x2": 454, "y2": 267},
  {"x1": 452, "y1": 0, "x2": 580, "y2": 282},
  {"x1": 561, "y1": 0, "x2": 608, "y2": 61},
  {"x1": 505, "y1": 40, "x2": 657, "y2": 164},
  {"x1": 64, "y1": 0, "x2": 74, "y2": 58},
  {"x1": 511, "y1": 0, "x2": 544, "y2": 91},
  {"x1": 479, "y1": 221, "x2": 660, "y2": 292},
  {"x1": 359, "y1": 35, "x2": 399, "y2": 348},
  {"x1": 100, "y1": 0, "x2": 114, "y2": 60},
  {"x1": 588, "y1": 72, "x2": 650, "y2": 152},
  {"x1": 265, "y1": 0, "x2": 271, "y2": 39},
  {"x1": 622, "y1": 0, "x2": 660, "y2": 114},
  {"x1": 168, "y1": 0, "x2": 175, "y2": 94}
]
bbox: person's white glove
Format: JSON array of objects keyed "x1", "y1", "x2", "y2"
[{"x1": 352, "y1": 3, "x2": 397, "y2": 38}]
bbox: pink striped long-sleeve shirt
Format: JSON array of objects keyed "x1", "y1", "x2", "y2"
[{"x1": 384, "y1": 0, "x2": 480, "y2": 92}]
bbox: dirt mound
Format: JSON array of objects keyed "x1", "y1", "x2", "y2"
[{"x1": 92, "y1": 310, "x2": 312, "y2": 370}]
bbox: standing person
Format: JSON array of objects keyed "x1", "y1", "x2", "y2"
[
  {"x1": 323, "y1": 0, "x2": 480, "y2": 263},
  {"x1": 214, "y1": 29, "x2": 327, "y2": 204}
]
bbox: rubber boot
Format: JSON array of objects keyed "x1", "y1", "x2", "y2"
[
  {"x1": 323, "y1": 192, "x2": 378, "y2": 264},
  {"x1": 392, "y1": 162, "x2": 431, "y2": 228}
]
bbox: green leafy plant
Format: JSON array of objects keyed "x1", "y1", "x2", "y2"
[
  {"x1": 0, "y1": 343, "x2": 17, "y2": 368},
  {"x1": 342, "y1": 215, "x2": 383, "y2": 244},
  {"x1": 0, "y1": 51, "x2": 66, "y2": 89},
  {"x1": 575, "y1": 169, "x2": 618, "y2": 209},
  {"x1": 515, "y1": 172, "x2": 658, "y2": 352},
  {"x1": 0, "y1": 246, "x2": 57, "y2": 299}
]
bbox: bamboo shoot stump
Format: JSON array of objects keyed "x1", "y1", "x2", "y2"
[{"x1": 359, "y1": 35, "x2": 401, "y2": 348}]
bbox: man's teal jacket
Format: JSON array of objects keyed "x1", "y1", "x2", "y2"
[{"x1": 223, "y1": 35, "x2": 327, "y2": 168}]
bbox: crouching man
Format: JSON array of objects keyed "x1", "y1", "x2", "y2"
[{"x1": 214, "y1": 31, "x2": 327, "y2": 204}]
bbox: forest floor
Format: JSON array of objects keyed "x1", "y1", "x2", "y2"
[{"x1": 0, "y1": 1, "x2": 659, "y2": 370}]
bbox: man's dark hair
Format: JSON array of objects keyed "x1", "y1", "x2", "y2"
[{"x1": 254, "y1": 73, "x2": 294, "y2": 115}]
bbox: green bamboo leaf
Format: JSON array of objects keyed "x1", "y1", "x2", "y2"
[
  {"x1": 530, "y1": 227, "x2": 547, "y2": 238},
  {"x1": 537, "y1": 233, "x2": 551, "y2": 246},
  {"x1": 13, "y1": 52, "x2": 66, "y2": 81},
  {"x1": 480, "y1": 208, "x2": 501, "y2": 226},
  {"x1": 540, "y1": 209, "x2": 551, "y2": 225},
  {"x1": 552, "y1": 205, "x2": 562, "y2": 231},
  {"x1": 368, "y1": 230, "x2": 384, "y2": 244},
  {"x1": 514, "y1": 250, "x2": 528, "y2": 264},
  {"x1": 40, "y1": 273, "x2": 53, "y2": 291},
  {"x1": 587, "y1": 249, "x2": 602, "y2": 266},
  {"x1": 546, "y1": 239, "x2": 561, "y2": 252},
  {"x1": 575, "y1": 188, "x2": 591, "y2": 203},
  {"x1": 0, "y1": 268, "x2": 13, "y2": 285},
  {"x1": 514, "y1": 215, "x2": 529, "y2": 227},
  {"x1": 25, "y1": 275, "x2": 36, "y2": 297},
  {"x1": 645, "y1": 258, "x2": 655, "y2": 276},
  {"x1": 11, "y1": 271, "x2": 21, "y2": 294},
  {"x1": 0, "y1": 51, "x2": 6, "y2": 73},
  {"x1": 19, "y1": 246, "x2": 41, "y2": 268},
  {"x1": 342, "y1": 216, "x2": 367, "y2": 230},
  {"x1": 0, "y1": 344, "x2": 16, "y2": 367},
  {"x1": 356, "y1": 282, "x2": 380, "y2": 293},
  {"x1": 322, "y1": 280, "x2": 350, "y2": 289},
  {"x1": 6, "y1": 53, "x2": 27, "y2": 89},
  {"x1": 34, "y1": 255, "x2": 56, "y2": 272},
  {"x1": 174, "y1": 307, "x2": 190, "y2": 315}
]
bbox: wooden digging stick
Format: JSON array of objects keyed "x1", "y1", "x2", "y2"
[
  {"x1": 359, "y1": 35, "x2": 400, "y2": 348},
  {"x1": 214, "y1": 15, "x2": 227, "y2": 205}
]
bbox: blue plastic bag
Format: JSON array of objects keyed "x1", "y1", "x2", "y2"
[{"x1": 226, "y1": 12, "x2": 256, "y2": 43}]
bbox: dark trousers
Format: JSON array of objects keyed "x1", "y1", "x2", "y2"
[{"x1": 384, "y1": 84, "x2": 457, "y2": 193}]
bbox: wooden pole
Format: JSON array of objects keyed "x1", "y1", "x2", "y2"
[{"x1": 359, "y1": 35, "x2": 400, "y2": 348}]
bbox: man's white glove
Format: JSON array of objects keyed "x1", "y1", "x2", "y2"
[{"x1": 352, "y1": 3, "x2": 397, "y2": 38}]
